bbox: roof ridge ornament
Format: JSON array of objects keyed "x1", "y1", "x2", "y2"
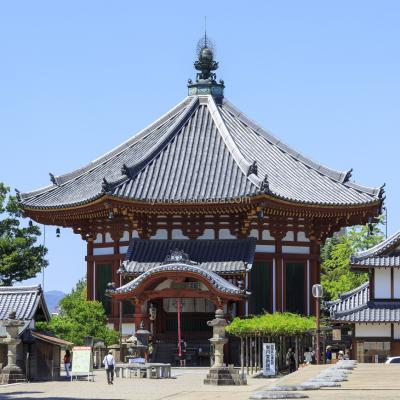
[
  {"x1": 259, "y1": 174, "x2": 270, "y2": 194},
  {"x1": 121, "y1": 163, "x2": 133, "y2": 178},
  {"x1": 247, "y1": 161, "x2": 258, "y2": 177},
  {"x1": 165, "y1": 249, "x2": 190, "y2": 263},
  {"x1": 15, "y1": 189, "x2": 21, "y2": 202},
  {"x1": 188, "y1": 35, "x2": 224, "y2": 103},
  {"x1": 379, "y1": 183, "x2": 386, "y2": 199},
  {"x1": 343, "y1": 168, "x2": 353, "y2": 183},
  {"x1": 101, "y1": 178, "x2": 113, "y2": 194},
  {"x1": 49, "y1": 173, "x2": 58, "y2": 186}
]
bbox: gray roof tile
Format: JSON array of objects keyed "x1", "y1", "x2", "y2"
[
  {"x1": 120, "y1": 238, "x2": 256, "y2": 275},
  {"x1": 0, "y1": 285, "x2": 49, "y2": 321},
  {"x1": 112, "y1": 263, "x2": 245, "y2": 296},
  {"x1": 21, "y1": 95, "x2": 381, "y2": 208},
  {"x1": 327, "y1": 282, "x2": 400, "y2": 322},
  {"x1": 350, "y1": 230, "x2": 400, "y2": 268}
]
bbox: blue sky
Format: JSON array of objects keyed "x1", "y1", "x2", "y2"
[{"x1": 1, "y1": 1, "x2": 399, "y2": 293}]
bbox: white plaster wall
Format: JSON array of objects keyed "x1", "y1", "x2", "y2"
[
  {"x1": 255, "y1": 245, "x2": 275, "y2": 253},
  {"x1": 355, "y1": 323, "x2": 391, "y2": 337},
  {"x1": 374, "y1": 269, "x2": 391, "y2": 298},
  {"x1": 94, "y1": 233, "x2": 103, "y2": 244},
  {"x1": 297, "y1": 232, "x2": 309, "y2": 242},
  {"x1": 249, "y1": 229, "x2": 259, "y2": 239},
  {"x1": 198, "y1": 229, "x2": 215, "y2": 239},
  {"x1": 171, "y1": 229, "x2": 188, "y2": 239},
  {"x1": 121, "y1": 231, "x2": 130, "y2": 241},
  {"x1": 121, "y1": 323, "x2": 135, "y2": 335},
  {"x1": 119, "y1": 246, "x2": 129, "y2": 254},
  {"x1": 93, "y1": 247, "x2": 113, "y2": 256},
  {"x1": 282, "y1": 246, "x2": 310, "y2": 254},
  {"x1": 283, "y1": 231, "x2": 294, "y2": 241},
  {"x1": 105, "y1": 232, "x2": 113, "y2": 243},
  {"x1": 219, "y1": 229, "x2": 236, "y2": 239},
  {"x1": 393, "y1": 269, "x2": 400, "y2": 298},
  {"x1": 152, "y1": 229, "x2": 168, "y2": 239},
  {"x1": 394, "y1": 324, "x2": 400, "y2": 339},
  {"x1": 262, "y1": 230, "x2": 273, "y2": 240}
]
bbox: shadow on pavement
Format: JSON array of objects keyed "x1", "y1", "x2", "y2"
[{"x1": 0, "y1": 392, "x2": 123, "y2": 400}]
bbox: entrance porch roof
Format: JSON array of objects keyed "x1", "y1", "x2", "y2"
[{"x1": 108, "y1": 262, "x2": 246, "y2": 299}]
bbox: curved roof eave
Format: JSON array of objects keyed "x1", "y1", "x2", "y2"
[
  {"x1": 108, "y1": 262, "x2": 244, "y2": 297},
  {"x1": 352, "y1": 230, "x2": 400, "y2": 261},
  {"x1": 21, "y1": 191, "x2": 383, "y2": 213}
]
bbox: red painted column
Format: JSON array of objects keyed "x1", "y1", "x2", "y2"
[
  {"x1": 86, "y1": 240, "x2": 94, "y2": 301},
  {"x1": 177, "y1": 299, "x2": 182, "y2": 357}
]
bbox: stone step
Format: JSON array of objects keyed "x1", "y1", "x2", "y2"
[{"x1": 204, "y1": 378, "x2": 236, "y2": 385}]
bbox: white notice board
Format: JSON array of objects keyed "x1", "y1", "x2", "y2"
[
  {"x1": 71, "y1": 346, "x2": 94, "y2": 381},
  {"x1": 262, "y1": 343, "x2": 276, "y2": 376}
]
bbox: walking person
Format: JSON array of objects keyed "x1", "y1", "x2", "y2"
[
  {"x1": 325, "y1": 346, "x2": 332, "y2": 364},
  {"x1": 286, "y1": 347, "x2": 296, "y2": 373},
  {"x1": 103, "y1": 350, "x2": 116, "y2": 385},
  {"x1": 63, "y1": 350, "x2": 71, "y2": 379}
]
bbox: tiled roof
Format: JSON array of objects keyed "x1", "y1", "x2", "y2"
[
  {"x1": 111, "y1": 262, "x2": 245, "y2": 296},
  {"x1": 327, "y1": 282, "x2": 400, "y2": 322},
  {"x1": 120, "y1": 238, "x2": 256, "y2": 275},
  {"x1": 351, "y1": 256, "x2": 400, "y2": 268},
  {"x1": 31, "y1": 331, "x2": 73, "y2": 347},
  {"x1": 20, "y1": 94, "x2": 382, "y2": 209},
  {"x1": 350, "y1": 230, "x2": 400, "y2": 268},
  {"x1": 352, "y1": 230, "x2": 400, "y2": 259},
  {"x1": 0, "y1": 285, "x2": 49, "y2": 321}
]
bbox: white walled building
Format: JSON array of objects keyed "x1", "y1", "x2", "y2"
[{"x1": 329, "y1": 231, "x2": 400, "y2": 362}]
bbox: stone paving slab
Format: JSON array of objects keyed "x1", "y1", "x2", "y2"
[
  {"x1": 0, "y1": 364, "x2": 400, "y2": 400},
  {"x1": 0, "y1": 369, "x2": 272, "y2": 400}
]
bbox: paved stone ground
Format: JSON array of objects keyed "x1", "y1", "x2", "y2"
[
  {"x1": 0, "y1": 368, "x2": 274, "y2": 400},
  {"x1": 0, "y1": 364, "x2": 400, "y2": 400},
  {"x1": 254, "y1": 364, "x2": 400, "y2": 400}
]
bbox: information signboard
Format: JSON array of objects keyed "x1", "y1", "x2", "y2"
[
  {"x1": 262, "y1": 343, "x2": 276, "y2": 376},
  {"x1": 71, "y1": 346, "x2": 94, "y2": 381}
]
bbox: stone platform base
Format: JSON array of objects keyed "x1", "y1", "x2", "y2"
[
  {"x1": 204, "y1": 366, "x2": 247, "y2": 386},
  {"x1": 0, "y1": 369, "x2": 26, "y2": 384}
]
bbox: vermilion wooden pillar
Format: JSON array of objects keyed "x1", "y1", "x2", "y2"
[{"x1": 86, "y1": 240, "x2": 94, "y2": 301}]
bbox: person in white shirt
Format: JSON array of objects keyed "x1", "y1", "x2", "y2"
[
  {"x1": 103, "y1": 350, "x2": 116, "y2": 384},
  {"x1": 304, "y1": 347, "x2": 314, "y2": 365}
]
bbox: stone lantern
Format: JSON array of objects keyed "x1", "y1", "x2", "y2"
[
  {"x1": 0, "y1": 311, "x2": 26, "y2": 384},
  {"x1": 204, "y1": 309, "x2": 246, "y2": 385}
]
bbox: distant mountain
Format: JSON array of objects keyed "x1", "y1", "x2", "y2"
[{"x1": 44, "y1": 290, "x2": 66, "y2": 314}]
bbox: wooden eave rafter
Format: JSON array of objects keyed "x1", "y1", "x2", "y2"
[{"x1": 22, "y1": 193, "x2": 382, "y2": 226}]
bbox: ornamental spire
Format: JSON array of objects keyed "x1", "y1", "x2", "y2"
[{"x1": 188, "y1": 33, "x2": 224, "y2": 103}]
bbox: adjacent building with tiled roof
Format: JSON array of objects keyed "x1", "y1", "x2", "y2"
[
  {"x1": 328, "y1": 231, "x2": 400, "y2": 362},
  {"x1": 0, "y1": 285, "x2": 72, "y2": 381}
]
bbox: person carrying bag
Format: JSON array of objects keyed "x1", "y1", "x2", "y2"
[{"x1": 103, "y1": 350, "x2": 116, "y2": 384}]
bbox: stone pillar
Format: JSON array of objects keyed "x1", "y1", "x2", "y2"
[
  {"x1": 0, "y1": 311, "x2": 26, "y2": 384},
  {"x1": 204, "y1": 309, "x2": 246, "y2": 385}
]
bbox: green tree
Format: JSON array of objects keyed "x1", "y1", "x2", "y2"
[
  {"x1": 0, "y1": 183, "x2": 47, "y2": 285},
  {"x1": 321, "y1": 223, "x2": 383, "y2": 301},
  {"x1": 37, "y1": 278, "x2": 118, "y2": 346}
]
